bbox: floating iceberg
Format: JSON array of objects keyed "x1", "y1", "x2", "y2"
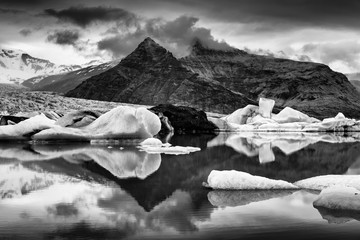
[
  {"x1": 205, "y1": 170, "x2": 298, "y2": 190},
  {"x1": 313, "y1": 186, "x2": 360, "y2": 212},
  {"x1": 294, "y1": 175, "x2": 360, "y2": 190},
  {"x1": 215, "y1": 97, "x2": 360, "y2": 132},
  {"x1": 0, "y1": 106, "x2": 161, "y2": 140},
  {"x1": 0, "y1": 114, "x2": 55, "y2": 140}
]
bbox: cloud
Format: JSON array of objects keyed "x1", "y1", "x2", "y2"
[
  {"x1": 98, "y1": 15, "x2": 232, "y2": 58},
  {"x1": 157, "y1": 0, "x2": 360, "y2": 31},
  {"x1": 301, "y1": 41, "x2": 360, "y2": 71},
  {"x1": 47, "y1": 29, "x2": 80, "y2": 45},
  {"x1": 19, "y1": 29, "x2": 32, "y2": 36},
  {"x1": 0, "y1": 8, "x2": 25, "y2": 14},
  {"x1": 43, "y1": 6, "x2": 138, "y2": 28}
]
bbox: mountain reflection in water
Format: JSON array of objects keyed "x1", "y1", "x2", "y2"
[{"x1": 1, "y1": 132, "x2": 360, "y2": 239}]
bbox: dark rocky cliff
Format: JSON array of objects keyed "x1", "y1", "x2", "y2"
[
  {"x1": 66, "y1": 37, "x2": 255, "y2": 113},
  {"x1": 181, "y1": 41, "x2": 360, "y2": 118},
  {"x1": 66, "y1": 37, "x2": 360, "y2": 118}
]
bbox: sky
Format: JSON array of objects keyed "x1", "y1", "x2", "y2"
[{"x1": 1, "y1": 0, "x2": 360, "y2": 73}]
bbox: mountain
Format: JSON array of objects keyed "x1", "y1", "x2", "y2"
[
  {"x1": 22, "y1": 61, "x2": 119, "y2": 93},
  {"x1": 0, "y1": 48, "x2": 81, "y2": 84},
  {"x1": 180, "y1": 40, "x2": 360, "y2": 118},
  {"x1": 66, "y1": 37, "x2": 256, "y2": 113},
  {"x1": 66, "y1": 37, "x2": 360, "y2": 118}
]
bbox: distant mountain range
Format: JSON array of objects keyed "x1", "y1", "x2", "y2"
[
  {"x1": 3, "y1": 38, "x2": 360, "y2": 119},
  {"x1": 0, "y1": 49, "x2": 82, "y2": 84},
  {"x1": 66, "y1": 37, "x2": 360, "y2": 119},
  {"x1": 22, "y1": 61, "x2": 119, "y2": 93}
]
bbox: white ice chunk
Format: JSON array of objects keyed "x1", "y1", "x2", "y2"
[
  {"x1": 259, "y1": 98, "x2": 275, "y2": 118},
  {"x1": 33, "y1": 106, "x2": 161, "y2": 140},
  {"x1": 313, "y1": 186, "x2": 360, "y2": 211},
  {"x1": 223, "y1": 105, "x2": 259, "y2": 125},
  {"x1": 205, "y1": 170, "x2": 298, "y2": 190},
  {"x1": 0, "y1": 114, "x2": 55, "y2": 140},
  {"x1": 272, "y1": 107, "x2": 319, "y2": 124},
  {"x1": 140, "y1": 138, "x2": 163, "y2": 146},
  {"x1": 294, "y1": 175, "x2": 360, "y2": 190}
]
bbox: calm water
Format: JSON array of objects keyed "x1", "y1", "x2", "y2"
[{"x1": 1, "y1": 133, "x2": 360, "y2": 239}]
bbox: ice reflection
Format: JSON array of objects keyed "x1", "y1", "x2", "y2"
[
  {"x1": 1, "y1": 133, "x2": 360, "y2": 239},
  {"x1": 0, "y1": 143, "x2": 161, "y2": 180},
  {"x1": 208, "y1": 132, "x2": 360, "y2": 163},
  {"x1": 208, "y1": 190, "x2": 297, "y2": 207},
  {"x1": 315, "y1": 206, "x2": 360, "y2": 224}
]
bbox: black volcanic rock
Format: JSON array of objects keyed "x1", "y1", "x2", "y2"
[
  {"x1": 149, "y1": 104, "x2": 218, "y2": 134},
  {"x1": 181, "y1": 41, "x2": 360, "y2": 119},
  {"x1": 66, "y1": 37, "x2": 255, "y2": 114}
]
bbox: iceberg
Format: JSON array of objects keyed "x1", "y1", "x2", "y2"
[
  {"x1": 33, "y1": 106, "x2": 161, "y2": 140},
  {"x1": 294, "y1": 175, "x2": 360, "y2": 190},
  {"x1": 0, "y1": 114, "x2": 55, "y2": 140},
  {"x1": 0, "y1": 106, "x2": 161, "y2": 140},
  {"x1": 313, "y1": 186, "x2": 360, "y2": 212},
  {"x1": 220, "y1": 98, "x2": 360, "y2": 132},
  {"x1": 205, "y1": 170, "x2": 298, "y2": 190}
]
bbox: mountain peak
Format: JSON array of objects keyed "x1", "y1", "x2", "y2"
[{"x1": 120, "y1": 37, "x2": 176, "y2": 67}]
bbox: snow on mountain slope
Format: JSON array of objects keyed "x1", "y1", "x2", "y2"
[
  {"x1": 0, "y1": 48, "x2": 81, "y2": 84},
  {"x1": 22, "y1": 60, "x2": 119, "y2": 93}
]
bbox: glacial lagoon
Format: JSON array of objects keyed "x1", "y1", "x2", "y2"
[{"x1": 1, "y1": 133, "x2": 360, "y2": 239}]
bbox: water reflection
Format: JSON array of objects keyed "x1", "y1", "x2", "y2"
[
  {"x1": 0, "y1": 143, "x2": 161, "y2": 180},
  {"x1": 208, "y1": 190, "x2": 297, "y2": 207},
  {"x1": 1, "y1": 133, "x2": 360, "y2": 239}
]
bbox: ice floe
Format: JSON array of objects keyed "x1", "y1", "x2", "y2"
[
  {"x1": 294, "y1": 175, "x2": 360, "y2": 190},
  {"x1": 205, "y1": 170, "x2": 298, "y2": 190},
  {"x1": 212, "y1": 97, "x2": 360, "y2": 132},
  {"x1": 0, "y1": 114, "x2": 55, "y2": 140},
  {"x1": 313, "y1": 186, "x2": 360, "y2": 212},
  {"x1": 0, "y1": 106, "x2": 161, "y2": 140}
]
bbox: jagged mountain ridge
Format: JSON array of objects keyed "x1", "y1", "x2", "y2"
[
  {"x1": 66, "y1": 37, "x2": 360, "y2": 118},
  {"x1": 0, "y1": 48, "x2": 81, "y2": 84},
  {"x1": 66, "y1": 37, "x2": 256, "y2": 113},
  {"x1": 22, "y1": 61, "x2": 119, "y2": 93}
]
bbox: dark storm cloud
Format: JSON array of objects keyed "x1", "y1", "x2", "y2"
[
  {"x1": 47, "y1": 29, "x2": 80, "y2": 45},
  {"x1": 0, "y1": 8, "x2": 25, "y2": 14},
  {"x1": 43, "y1": 6, "x2": 138, "y2": 28},
  {"x1": 19, "y1": 29, "x2": 32, "y2": 36},
  {"x1": 165, "y1": 0, "x2": 360, "y2": 30},
  {"x1": 98, "y1": 15, "x2": 232, "y2": 58}
]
